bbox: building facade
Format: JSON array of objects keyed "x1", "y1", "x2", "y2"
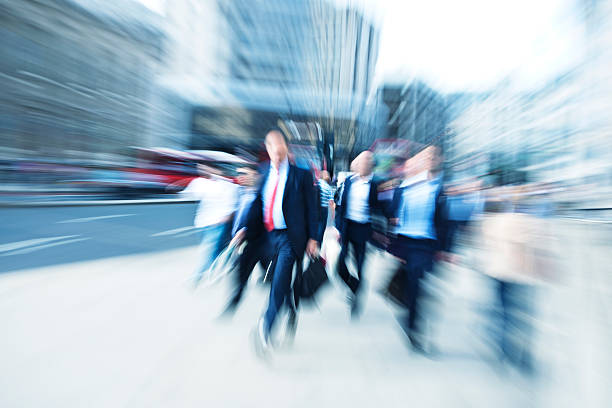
[
  {"x1": 0, "y1": 0, "x2": 165, "y2": 164},
  {"x1": 159, "y1": 0, "x2": 381, "y2": 171},
  {"x1": 382, "y1": 81, "x2": 450, "y2": 156}
]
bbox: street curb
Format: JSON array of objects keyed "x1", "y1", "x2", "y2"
[{"x1": 0, "y1": 198, "x2": 198, "y2": 208}]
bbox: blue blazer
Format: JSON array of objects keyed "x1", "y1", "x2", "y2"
[{"x1": 245, "y1": 162, "x2": 319, "y2": 256}]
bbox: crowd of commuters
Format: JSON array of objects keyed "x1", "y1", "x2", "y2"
[{"x1": 184, "y1": 127, "x2": 555, "y2": 373}]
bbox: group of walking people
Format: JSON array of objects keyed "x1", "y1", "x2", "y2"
[{"x1": 184, "y1": 126, "x2": 545, "y2": 370}]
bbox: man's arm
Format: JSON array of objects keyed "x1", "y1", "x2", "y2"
[
  {"x1": 384, "y1": 185, "x2": 401, "y2": 221},
  {"x1": 304, "y1": 171, "x2": 319, "y2": 242},
  {"x1": 433, "y1": 188, "x2": 450, "y2": 252},
  {"x1": 303, "y1": 171, "x2": 320, "y2": 256}
]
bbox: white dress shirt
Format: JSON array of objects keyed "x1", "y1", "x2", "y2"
[
  {"x1": 395, "y1": 171, "x2": 439, "y2": 240},
  {"x1": 262, "y1": 158, "x2": 289, "y2": 230},
  {"x1": 318, "y1": 179, "x2": 334, "y2": 208},
  {"x1": 346, "y1": 174, "x2": 372, "y2": 223},
  {"x1": 181, "y1": 176, "x2": 239, "y2": 228}
]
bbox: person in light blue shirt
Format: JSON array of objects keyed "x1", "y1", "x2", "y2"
[
  {"x1": 316, "y1": 170, "x2": 335, "y2": 243},
  {"x1": 386, "y1": 146, "x2": 449, "y2": 353}
]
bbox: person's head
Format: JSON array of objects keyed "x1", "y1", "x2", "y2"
[
  {"x1": 264, "y1": 127, "x2": 289, "y2": 168},
  {"x1": 408, "y1": 145, "x2": 441, "y2": 176},
  {"x1": 349, "y1": 156, "x2": 359, "y2": 173},
  {"x1": 319, "y1": 170, "x2": 331, "y2": 183},
  {"x1": 354, "y1": 150, "x2": 374, "y2": 177},
  {"x1": 402, "y1": 156, "x2": 419, "y2": 178}
]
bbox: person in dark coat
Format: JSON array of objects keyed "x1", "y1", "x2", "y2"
[
  {"x1": 234, "y1": 128, "x2": 319, "y2": 356},
  {"x1": 334, "y1": 150, "x2": 385, "y2": 318},
  {"x1": 386, "y1": 146, "x2": 449, "y2": 352}
]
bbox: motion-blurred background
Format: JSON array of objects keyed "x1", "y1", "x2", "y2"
[
  {"x1": 1, "y1": 1, "x2": 611, "y2": 407},
  {"x1": 1, "y1": 0, "x2": 610, "y2": 203}
]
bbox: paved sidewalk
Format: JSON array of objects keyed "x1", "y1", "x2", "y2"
[{"x1": 0, "y1": 222, "x2": 609, "y2": 407}]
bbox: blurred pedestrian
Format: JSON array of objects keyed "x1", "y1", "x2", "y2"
[
  {"x1": 386, "y1": 146, "x2": 448, "y2": 352},
  {"x1": 221, "y1": 167, "x2": 273, "y2": 317},
  {"x1": 335, "y1": 150, "x2": 384, "y2": 318},
  {"x1": 444, "y1": 178, "x2": 484, "y2": 253},
  {"x1": 316, "y1": 170, "x2": 334, "y2": 244},
  {"x1": 234, "y1": 128, "x2": 319, "y2": 356},
  {"x1": 181, "y1": 164, "x2": 239, "y2": 287},
  {"x1": 478, "y1": 187, "x2": 551, "y2": 374}
]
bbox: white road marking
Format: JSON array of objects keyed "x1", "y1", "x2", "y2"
[
  {"x1": 0, "y1": 235, "x2": 80, "y2": 253},
  {"x1": 151, "y1": 226, "x2": 197, "y2": 237},
  {"x1": 57, "y1": 214, "x2": 135, "y2": 223},
  {"x1": 174, "y1": 229, "x2": 201, "y2": 238},
  {"x1": 1, "y1": 237, "x2": 90, "y2": 256}
]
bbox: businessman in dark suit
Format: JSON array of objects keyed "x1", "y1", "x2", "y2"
[
  {"x1": 386, "y1": 146, "x2": 448, "y2": 352},
  {"x1": 235, "y1": 127, "x2": 319, "y2": 355},
  {"x1": 335, "y1": 150, "x2": 383, "y2": 318}
]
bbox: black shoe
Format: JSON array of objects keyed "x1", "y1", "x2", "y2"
[
  {"x1": 408, "y1": 334, "x2": 427, "y2": 354},
  {"x1": 284, "y1": 310, "x2": 298, "y2": 347},
  {"x1": 218, "y1": 300, "x2": 238, "y2": 320},
  {"x1": 350, "y1": 296, "x2": 362, "y2": 320}
]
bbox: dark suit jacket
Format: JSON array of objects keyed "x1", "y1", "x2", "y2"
[
  {"x1": 245, "y1": 162, "x2": 318, "y2": 257},
  {"x1": 334, "y1": 175, "x2": 384, "y2": 239}
]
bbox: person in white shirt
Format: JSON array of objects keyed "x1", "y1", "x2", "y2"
[
  {"x1": 334, "y1": 151, "x2": 384, "y2": 318},
  {"x1": 181, "y1": 164, "x2": 239, "y2": 286}
]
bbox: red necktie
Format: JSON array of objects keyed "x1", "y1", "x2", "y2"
[{"x1": 264, "y1": 169, "x2": 279, "y2": 232}]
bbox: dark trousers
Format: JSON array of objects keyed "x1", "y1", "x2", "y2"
[
  {"x1": 392, "y1": 236, "x2": 436, "y2": 336},
  {"x1": 445, "y1": 220, "x2": 469, "y2": 253},
  {"x1": 227, "y1": 237, "x2": 272, "y2": 309},
  {"x1": 403, "y1": 261, "x2": 425, "y2": 334},
  {"x1": 263, "y1": 230, "x2": 301, "y2": 334},
  {"x1": 316, "y1": 206, "x2": 329, "y2": 244},
  {"x1": 337, "y1": 220, "x2": 370, "y2": 295}
]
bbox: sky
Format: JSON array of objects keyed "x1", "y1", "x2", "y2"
[
  {"x1": 136, "y1": 0, "x2": 584, "y2": 93},
  {"x1": 136, "y1": 0, "x2": 165, "y2": 15}
]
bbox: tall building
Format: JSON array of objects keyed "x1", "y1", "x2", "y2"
[
  {"x1": 0, "y1": 0, "x2": 165, "y2": 163},
  {"x1": 159, "y1": 0, "x2": 380, "y2": 169},
  {"x1": 382, "y1": 81, "x2": 450, "y2": 154},
  {"x1": 446, "y1": 1, "x2": 612, "y2": 199}
]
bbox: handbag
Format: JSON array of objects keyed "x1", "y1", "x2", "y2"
[{"x1": 299, "y1": 256, "x2": 329, "y2": 302}]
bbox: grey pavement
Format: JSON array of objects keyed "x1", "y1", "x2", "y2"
[{"x1": 0, "y1": 209, "x2": 610, "y2": 407}]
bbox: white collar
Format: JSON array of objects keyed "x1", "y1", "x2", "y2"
[
  {"x1": 400, "y1": 171, "x2": 429, "y2": 188},
  {"x1": 270, "y1": 158, "x2": 289, "y2": 174},
  {"x1": 352, "y1": 173, "x2": 373, "y2": 183}
]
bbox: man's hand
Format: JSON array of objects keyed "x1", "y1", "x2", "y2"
[
  {"x1": 436, "y1": 251, "x2": 458, "y2": 264},
  {"x1": 230, "y1": 228, "x2": 246, "y2": 247},
  {"x1": 389, "y1": 218, "x2": 399, "y2": 226},
  {"x1": 306, "y1": 239, "x2": 319, "y2": 258}
]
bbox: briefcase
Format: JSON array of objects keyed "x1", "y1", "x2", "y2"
[
  {"x1": 299, "y1": 256, "x2": 329, "y2": 301},
  {"x1": 384, "y1": 266, "x2": 408, "y2": 308}
]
